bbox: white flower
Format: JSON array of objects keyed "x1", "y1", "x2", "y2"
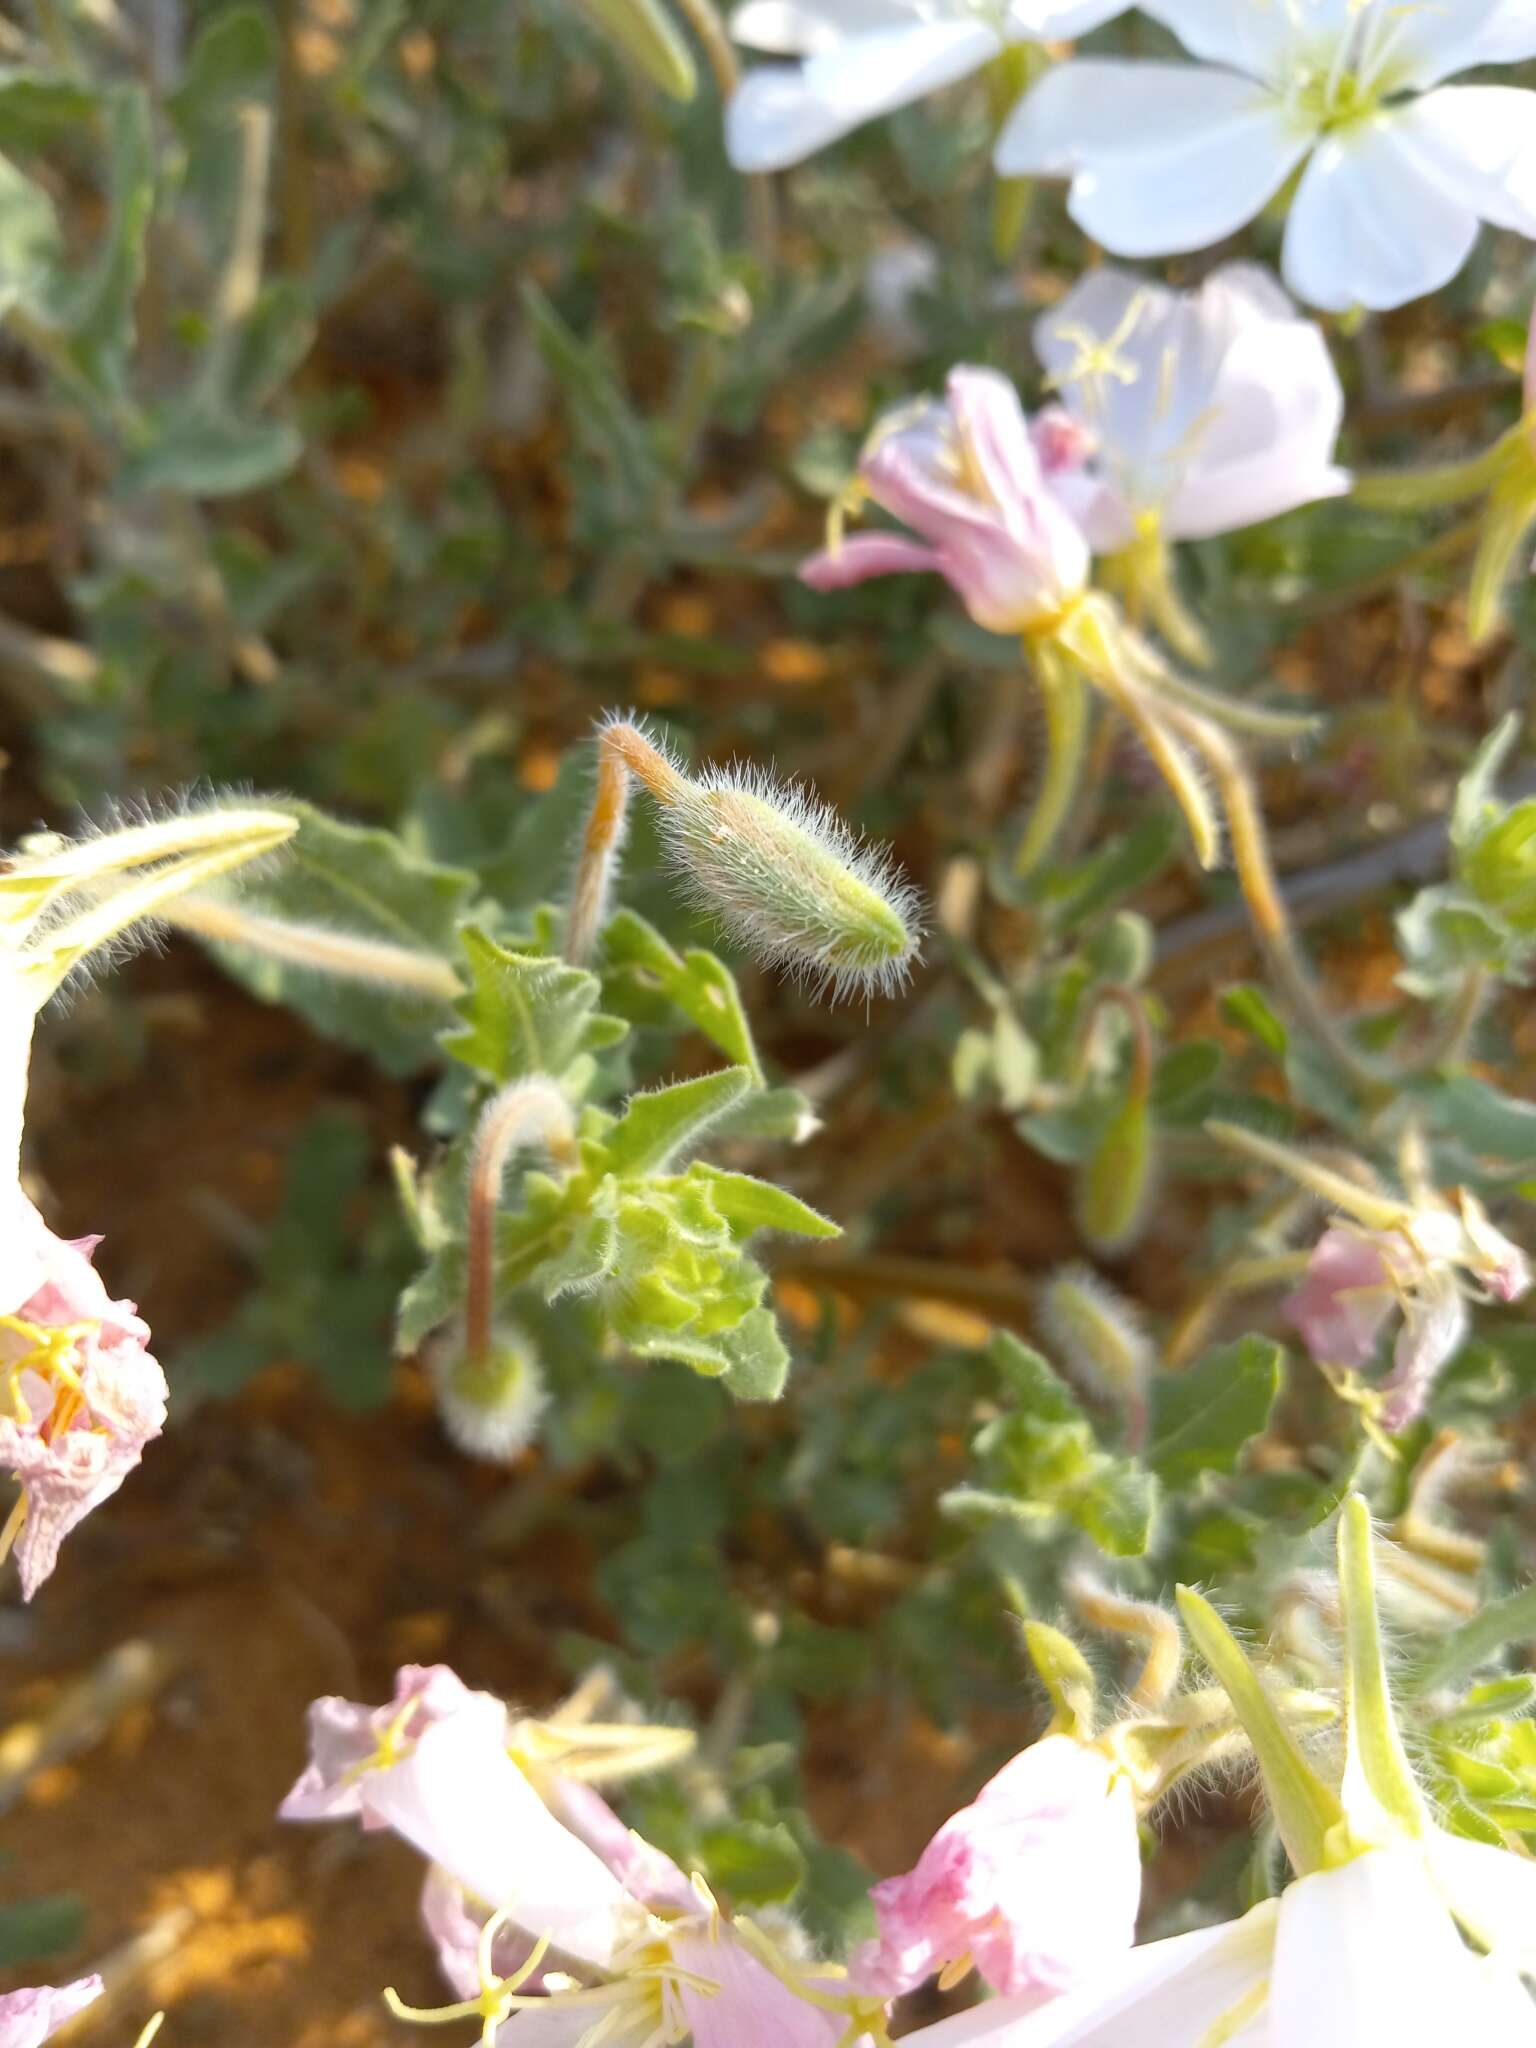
[
  {"x1": 725, "y1": 0, "x2": 1132, "y2": 172},
  {"x1": 1034, "y1": 265, "x2": 1348, "y2": 552},
  {"x1": 996, "y1": 0, "x2": 1536, "y2": 311},
  {"x1": 901, "y1": 1847, "x2": 1536, "y2": 2047}
]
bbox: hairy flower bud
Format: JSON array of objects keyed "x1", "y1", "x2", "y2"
[
  {"x1": 1041, "y1": 1264, "x2": 1152, "y2": 1441},
  {"x1": 659, "y1": 759, "x2": 921, "y2": 1001},
  {"x1": 429, "y1": 1321, "x2": 549, "y2": 1464},
  {"x1": 566, "y1": 719, "x2": 921, "y2": 1001}
]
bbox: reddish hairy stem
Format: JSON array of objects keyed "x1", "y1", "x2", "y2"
[{"x1": 464, "y1": 1079, "x2": 576, "y2": 1365}]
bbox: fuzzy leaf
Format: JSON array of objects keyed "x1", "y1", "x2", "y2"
[
  {"x1": 443, "y1": 927, "x2": 628, "y2": 1084},
  {"x1": 686, "y1": 1165, "x2": 839, "y2": 1243},
  {"x1": 602, "y1": 1067, "x2": 753, "y2": 1178},
  {"x1": 192, "y1": 800, "x2": 474, "y2": 1076},
  {"x1": 603, "y1": 908, "x2": 764, "y2": 1082},
  {"x1": 1148, "y1": 1337, "x2": 1283, "y2": 1489}
]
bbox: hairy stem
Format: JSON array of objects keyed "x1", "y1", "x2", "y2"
[{"x1": 464, "y1": 1080, "x2": 576, "y2": 1366}]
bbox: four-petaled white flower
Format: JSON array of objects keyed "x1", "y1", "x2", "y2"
[
  {"x1": 1034, "y1": 264, "x2": 1349, "y2": 553},
  {"x1": 725, "y1": 0, "x2": 1132, "y2": 172},
  {"x1": 997, "y1": 0, "x2": 1536, "y2": 311}
]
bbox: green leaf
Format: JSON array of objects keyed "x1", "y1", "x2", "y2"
[
  {"x1": 699, "y1": 1820, "x2": 807, "y2": 1907},
  {"x1": 538, "y1": 1211, "x2": 619, "y2": 1301},
  {"x1": 1153, "y1": 1040, "x2": 1224, "y2": 1121},
  {"x1": 521, "y1": 281, "x2": 659, "y2": 516},
  {"x1": 568, "y1": 0, "x2": 697, "y2": 99},
  {"x1": 1075, "y1": 1084, "x2": 1152, "y2": 1255},
  {"x1": 1419, "y1": 1074, "x2": 1536, "y2": 1164},
  {"x1": 0, "y1": 70, "x2": 100, "y2": 148},
  {"x1": 687, "y1": 1165, "x2": 839, "y2": 1242},
  {"x1": 123, "y1": 407, "x2": 303, "y2": 497},
  {"x1": 1148, "y1": 1336, "x2": 1283, "y2": 1490},
  {"x1": 1221, "y1": 984, "x2": 1289, "y2": 1057},
  {"x1": 718, "y1": 1307, "x2": 792, "y2": 1401},
  {"x1": 0, "y1": 152, "x2": 61, "y2": 318},
  {"x1": 1403, "y1": 1586, "x2": 1536, "y2": 1698},
  {"x1": 49, "y1": 86, "x2": 154, "y2": 394},
  {"x1": 1452, "y1": 714, "x2": 1521, "y2": 849},
  {"x1": 1039, "y1": 814, "x2": 1178, "y2": 926},
  {"x1": 168, "y1": 5, "x2": 278, "y2": 128},
  {"x1": 0, "y1": 1893, "x2": 87, "y2": 1967},
  {"x1": 443, "y1": 927, "x2": 628, "y2": 1084},
  {"x1": 963, "y1": 1333, "x2": 1157, "y2": 1558},
  {"x1": 603, "y1": 909, "x2": 763, "y2": 1083},
  {"x1": 603, "y1": 1067, "x2": 753, "y2": 1178},
  {"x1": 189, "y1": 800, "x2": 474, "y2": 1076}
]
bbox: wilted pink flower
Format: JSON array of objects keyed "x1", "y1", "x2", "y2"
[
  {"x1": 0, "y1": 1977, "x2": 103, "y2": 2048},
  {"x1": 278, "y1": 1664, "x2": 499, "y2": 1826},
  {"x1": 851, "y1": 1734, "x2": 1140, "y2": 2006},
  {"x1": 1286, "y1": 1198, "x2": 1531, "y2": 1431},
  {"x1": 0, "y1": 1195, "x2": 167, "y2": 1601},
  {"x1": 801, "y1": 367, "x2": 1091, "y2": 634},
  {"x1": 420, "y1": 1864, "x2": 550, "y2": 2004},
  {"x1": 299, "y1": 1665, "x2": 865, "y2": 2044}
]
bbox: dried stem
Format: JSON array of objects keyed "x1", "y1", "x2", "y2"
[{"x1": 464, "y1": 1080, "x2": 577, "y2": 1366}]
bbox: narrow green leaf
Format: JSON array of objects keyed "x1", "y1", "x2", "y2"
[
  {"x1": 443, "y1": 927, "x2": 628, "y2": 1084},
  {"x1": 1337, "y1": 1494, "x2": 1430, "y2": 1842},
  {"x1": 603, "y1": 908, "x2": 764, "y2": 1083},
  {"x1": 688, "y1": 1165, "x2": 839, "y2": 1242}
]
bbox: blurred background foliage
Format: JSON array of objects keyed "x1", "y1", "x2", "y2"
[{"x1": 4, "y1": 0, "x2": 1536, "y2": 2035}]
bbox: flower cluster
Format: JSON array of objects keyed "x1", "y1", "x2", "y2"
[{"x1": 729, "y1": 0, "x2": 1536, "y2": 312}]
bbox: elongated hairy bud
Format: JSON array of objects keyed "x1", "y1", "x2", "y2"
[
  {"x1": 429, "y1": 1318, "x2": 549, "y2": 1464},
  {"x1": 1041, "y1": 1264, "x2": 1152, "y2": 1444},
  {"x1": 566, "y1": 716, "x2": 922, "y2": 1001}
]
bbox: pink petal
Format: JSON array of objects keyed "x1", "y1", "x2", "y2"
[{"x1": 799, "y1": 534, "x2": 945, "y2": 589}]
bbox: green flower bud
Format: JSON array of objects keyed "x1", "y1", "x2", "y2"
[
  {"x1": 429, "y1": 1320, "x2": 549, "y2": 1464},
  {"x1": 661, "y1": 762, "x2": 922, "y2": 1002}
]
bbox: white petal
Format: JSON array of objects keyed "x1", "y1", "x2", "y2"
[
  {"x1": 897, "y1": 1909, "x2": 1276, "y2": 2047},
  {"x1": 1281, "y1": 121, "x2": 1479, "y2": 312},
  {"x1": 1270, "y1": 1850, "x2": 1488, "y2": 2048},
  {"x1": 1399, "y1": 0, "x2": 1536, "y2": 86},
  {"x1": 1163, "y1": 317, "x2": 1347, "y2": 538},
  {"x1": 729, "y1": 0, "x2": 925, "y2": 57},
  {"x1": 1432, "y1": 1830, "x2": 1536, "y2": 1974},
  {"x1": 1390, "y1": 87, "x2": 1536, "y2": 237},
  {"x1": 1005, "y1": 0, "x2": 1134, "y2": 33},
  {"x1": 1137, "y1": 0, "x2": 1325, "y2": 75},
  {"x1": 727, "y1": 19, "x2": 998, "y2": 169},
  {"x1": 999, "y1": 62, "x2": 1306, "y2": 256},
  {"x1": 364, "y1": 1722, "x2": 637, "y2": 1969}
]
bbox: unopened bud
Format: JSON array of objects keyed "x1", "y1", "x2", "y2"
[
  {"x1": 429, "y1": 1321, "x2": 548, "y2": 1463},
  {"x1": 1041, "y1": 1265, "x2": 1152, "y2": 1439},
  {"x1": 566, "y1": 718, "x2": 922, "y2": 1001},
  {"x1": 661, "y1": 762, "x2": 922, "y2": 1002}
]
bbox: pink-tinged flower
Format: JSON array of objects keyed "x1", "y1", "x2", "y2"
[
  {"x1": 0, "y1": 1977, "x2": 103, "y2": 2048},
  {"x1": 1034, "y1": 266, "x2": 1347, "y2": 552},
  {"x1": 420, "y1": 1864, "x2": 551, "y2": 2005},
  {"x1": 364, "y1": 1710, "x2": 642, "y2": 1971},
  {"x1": 1285, "y1": 1197, "x2": 1530, "y2": 1431},
  {"x1": 851, "y1": 1733, "x2": 1140, "y2": 2006},
  {"x1": 278, "y1": 1663, "x2": 497, "y2": 1827},
  {"x1": 0, "y1": 1196, "x2": 167, "y2": 1601},
  {"x1": 801, "y1": 367, "x2": 1091, "y2": 635}
]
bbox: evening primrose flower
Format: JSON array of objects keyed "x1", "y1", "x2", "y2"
[
  {"x1": 362, "y1": 1708, "x2": 854, "y2": 2044},
  {"x1": 725, "y1": 0, "x2": 1132, "y2": 172},
  {"x1": 0, "y1": 1200, "x2": 168, "y2": 1600},
  {"x1": 851, "y1": 1733, "x2": 1140, "y2": 2007},
  {"x1": 1034, "y1": 265, "x2": 1347, "y2": 658},
  {"x1": 997, "y1": 0, "x2": 1536, "y2": 311},
  {"x1": 0, "y1": 1978, "x2": 103, "y2": 2048},
  {"x1": 1212, "y1": 1120, "x2": 1530, "y2": 1430},
  {"x1": 801, "y1": 366, "x2": 1091, "y2": 634},
  {"x1": 903, "y1": 1498, "x2": 1536, "y2": 2047}
]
